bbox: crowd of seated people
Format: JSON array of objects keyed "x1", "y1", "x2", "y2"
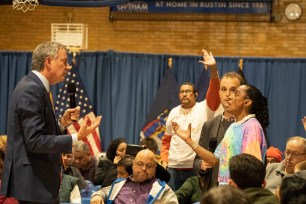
[
  {"x1": 72, "y1": 141, "x2": 98, "y2": 184},
  {"x1": 53, "y1": 130, "x2": 305, "y2": 204}
]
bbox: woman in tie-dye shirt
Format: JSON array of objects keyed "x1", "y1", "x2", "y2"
[{"x1": 172, "y1": 84, "x2": 269, "y2": 185}]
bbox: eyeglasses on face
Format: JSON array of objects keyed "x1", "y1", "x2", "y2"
[
  {"x1": 283, "y1": 150, "x2": 306, "y2": 158},
  {"x1": 179, "y1": 90, "x2": 194, "y2": 94},
  {"x1": 134, "y1": 161, "x2": 156, "y2": 170}
]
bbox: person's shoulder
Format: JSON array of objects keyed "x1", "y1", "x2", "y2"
[
  {"x1": 242, "y1": 118, "x2": 263, "y2": 131},
  {"x1": 167, "y1": 105, "x2": 181, "y2": 120},
  {"x1": 113, "y1": 177, "x2": 126, "y2": 183},
  {"x1": 206, "y1": 114, "x2": 222, "y2": 124},
  {"x1": 62, "y1": 174, "x2": 80, "y2": 183},
  {"x1": 266, "y1": 162, "x2": 283, "y2": 175},
  {"x1": 98, "y1": 158, "x2": 113, "y2": 165},
  {"x1": 14, "y1": 74, "x2": 43, "y2": 94},
  {"x1": 294, "y1": 170, "x2": 306, "y2": 180},
  {"x1": 267, "y1": 162, "x2": 281, "y2": 170},
  {"x1": 243, "y1": 187, "x2": 279, "y2": 204}
]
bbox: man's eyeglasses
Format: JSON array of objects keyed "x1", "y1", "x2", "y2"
[
  {"x1": 283, "y1": 150, "x2": 306, "y2": 158},
  {"x1": 134, "y1": 161, "x2": 156, "y2": 170},
  {"x1": 179, "y1": 90, "x2": 194, "y2": 94}
]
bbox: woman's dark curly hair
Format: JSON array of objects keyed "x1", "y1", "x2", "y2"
[
  {"x1": 106, "y1": 138, "x2": 127, "y2": 163},
  {"x1": 244, "y1": 84, "x2": 270, "y2": 129}
]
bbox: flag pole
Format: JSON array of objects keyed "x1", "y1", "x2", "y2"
[
  {"x1": 168, "y1": 57, "x2": 172, "y2": 69},
  {"x1": 239, "y1": 59, "x2": 243, "y2": 71}
]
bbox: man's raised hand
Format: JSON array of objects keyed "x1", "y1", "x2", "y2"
[{"x1": 77, "y1": 115, "x2": 102, "y2": 140}]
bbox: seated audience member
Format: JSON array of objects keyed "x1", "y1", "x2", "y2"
[
  {"x1": 175, "y1": 171, "x2": 206, "y2": 204},
  {"x1": 87, "y1": 157, "x2": 134, "y2": 204},
  {"x1": 267, "y1": 146, "x2": 283, "y2": 165},
  {"x1": 141, "y1": 137, "x2": 162, "y2": 164},
  {"x1": 228, "y1": 153, "x2": 279, "y2": 204},
  {"x1": 101, "y1": 155, "x2": 134, "y2": 187},
  {"x1": 62, "y1": 153, "x2": 87, "y2": 189},
  {"x1": 72, "y1": 141, "x2": 97, "y2": 183},
  {"x1": 0, "y1": 148, "x2": 18, "y2": 204},
  {"x1": 59, "y1": 173, "x2": 81, "y2": 204},
  {"x1": 116, "y1": 156, "x2": 134, "y2": 179},
  {"x1": 90, "y1": 149, "x2": 178, "y2": 204},
  {"x1": 265, "y1": 136, "x2": 306, "y2": 194},
  {"x1": 279, "y1": 174, "x2": 306, "y2": 204},
  {"x1": 201, "y1": 185, "x2": 249, "y2": 204},
  {"x1": 94, "y1": 138, "x2": 127, "y2": 186},
  {"x1": 0, "y1": 135, "x2": 7, "y2": 152}
]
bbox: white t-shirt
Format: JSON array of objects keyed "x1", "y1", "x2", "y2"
[{"x1": 165, "y1": 100, "x2": 217, "y2": 168}]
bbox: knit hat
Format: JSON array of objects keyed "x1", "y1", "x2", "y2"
[{"x1": 266, "y1": 146, "x2": 282, "y2": 162}]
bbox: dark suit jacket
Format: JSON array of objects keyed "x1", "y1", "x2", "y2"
[
  {"x1": 193, "y1": 114, "x2": 233, "y2": 190},
  {"x1": 1, "y1": 72, "x2": 73, "y2": 203}
]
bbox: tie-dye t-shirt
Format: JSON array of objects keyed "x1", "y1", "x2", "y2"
[{"x1": 214, "y1": 117, "x2": 267, "y2": 185}]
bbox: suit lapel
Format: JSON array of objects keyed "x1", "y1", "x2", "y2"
[{"x1": 211, "y1": 115, "x2": 223, "y2": 143}]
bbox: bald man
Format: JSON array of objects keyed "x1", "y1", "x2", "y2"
[{"x1": 90, "y1": 149, "x2": 178, "y2": 204}]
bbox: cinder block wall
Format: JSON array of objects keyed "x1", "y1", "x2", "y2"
[{"x1": 0, "y1": 0, "x2": 305, "y2": 57}]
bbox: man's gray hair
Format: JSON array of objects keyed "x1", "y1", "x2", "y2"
[
  {"x1": 31, "y1": 41, "x2": 66, "y2": 71},
  {"x1": 73, "y1": 140, "x2": 90, "y2": 154}
]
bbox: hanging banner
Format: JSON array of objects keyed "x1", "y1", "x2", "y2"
[{"x1": 111, "y1": 0, "x2": 271, "y2": 14}]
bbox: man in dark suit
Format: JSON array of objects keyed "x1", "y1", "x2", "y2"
[
  {"x1": 1, "y1": 41, "x2": 102, "y2": 204},
  {"x1": 193, "y1": 72, "x2": 246, "y2": 190}
]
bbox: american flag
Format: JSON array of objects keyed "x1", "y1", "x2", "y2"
[{"x1": 54, "y1": 66, "x2": 102, "y2": 156}]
